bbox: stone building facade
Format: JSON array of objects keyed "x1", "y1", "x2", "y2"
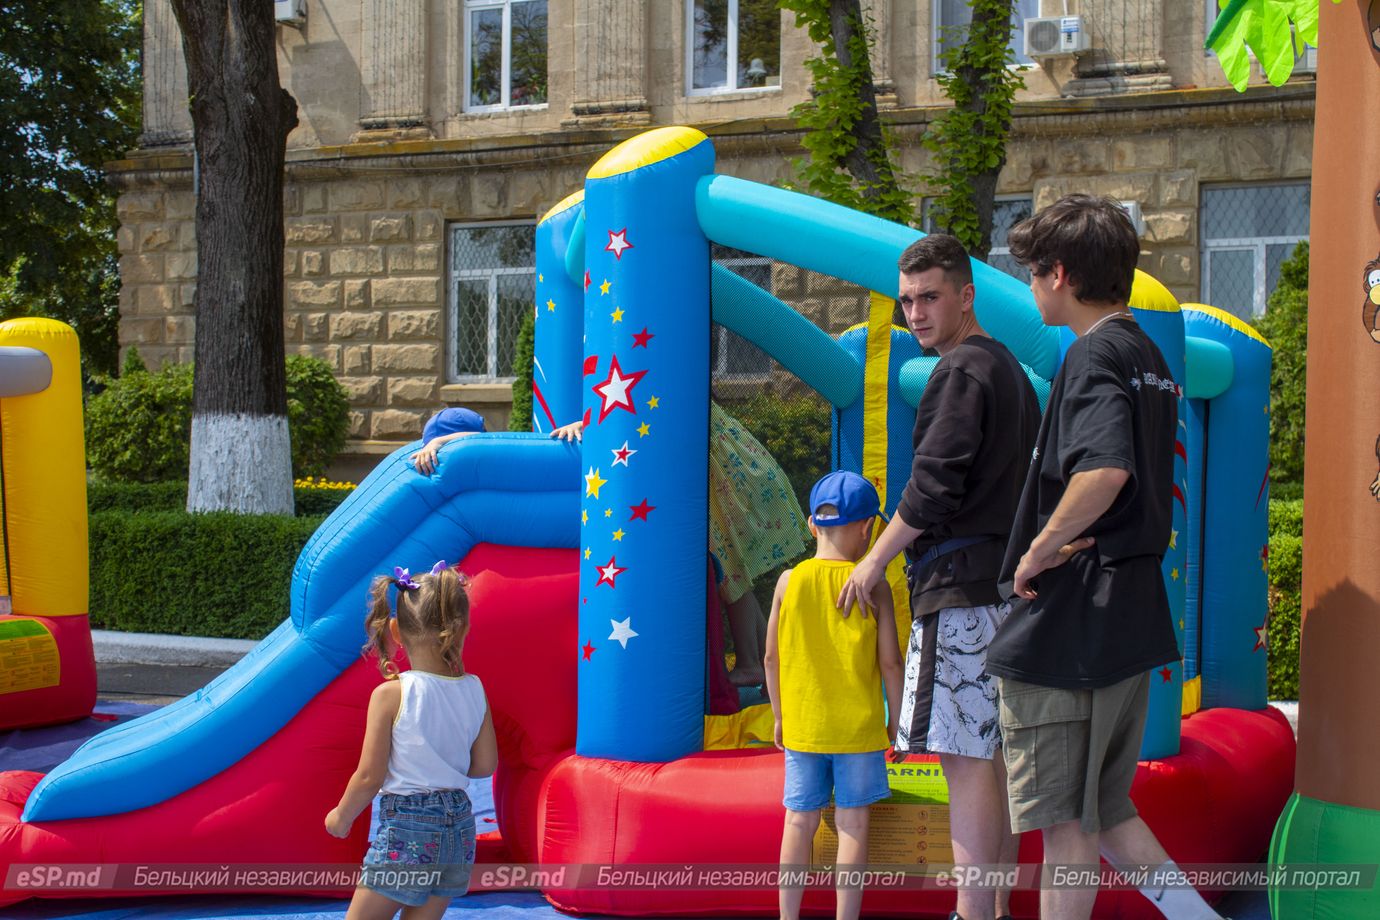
[{"x1": 113, "y1": 0, "x2": 1314, "y2": 477}]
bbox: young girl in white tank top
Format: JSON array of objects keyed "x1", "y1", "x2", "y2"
[{"x1": 325, "y1": 561, "x2": 497, "y2": 920}]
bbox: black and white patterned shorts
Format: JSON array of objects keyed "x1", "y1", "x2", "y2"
[{"x1": 895, "y1": 603, "x2": 1010, "y2": 759}]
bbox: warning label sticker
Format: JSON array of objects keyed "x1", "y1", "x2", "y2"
[{"x1": 0, "y1": 617, "x2": 60, "y2": 694}]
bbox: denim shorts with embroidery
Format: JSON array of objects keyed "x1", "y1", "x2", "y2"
[{"x1": 361, "y1": 789, "x2": 477, "y2": 907}]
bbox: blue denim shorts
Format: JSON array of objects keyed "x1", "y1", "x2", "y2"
[
  {"x1": 782, "y1": 749, "x2": 891, "y2": 811},
  {"x1": 361, "y1": 789, "x2": 477, "y2": 907}
]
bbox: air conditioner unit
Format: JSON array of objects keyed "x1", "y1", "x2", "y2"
[
  {"x1": 1023, "y1": 15, "x2": 1089, "y2": 57},
  {"x1": 274, "y1": 0, "x2": 306, "y2": 28}
]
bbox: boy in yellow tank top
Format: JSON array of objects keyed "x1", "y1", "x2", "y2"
[{"x1": 765, "y1": 470, "x2": 904, "y2": 920}]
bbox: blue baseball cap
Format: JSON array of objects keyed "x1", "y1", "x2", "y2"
[
  {"x1": 422, "y1": 407, "x2": 487, "y2": 442},
  {"x1": 809, "y1": 470, "x2": 881, "y2": 527}
]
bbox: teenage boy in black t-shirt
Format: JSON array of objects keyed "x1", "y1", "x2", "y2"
[
  {"x1": 837, "y1": 234, "x2": 1038, "y2": 920},
  {"x1": 989, "y1": 196, "x2": 1226, "y2": 920}
]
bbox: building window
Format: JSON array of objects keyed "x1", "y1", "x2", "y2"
[
  {"x1": 934, "y1": 0, "x2": 1039, "y2": 72},
  {"x1": 465, "y1": 0, "x2": 548, "y2": 110},
  {"x1": 448, "y1": 222, "x2": 535, "y2": 382},
  {"x1": 711, "y1": 245, "x2": 774, "y2": 380},
  {"x1": 1200, "y1": 183, "x2": 1310, "y2": 319},
  {"x1": 687, "y1": 0, "x2": 781, "y2": 94},
  {"x1": 921, "y1": 196, "x2": 1034, "y2": 283}
]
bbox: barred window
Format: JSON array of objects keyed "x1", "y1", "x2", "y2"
[
  {"x1": 688, "y1": 0, "x2": 781, "y2": 94},
  {"x1": 921, "y1": 196, "x2": 1034, "y2": 283},
  {"x1": 465, "y1": 0, "x2": 548, "y2": 111},
  {"x1": 1200, "y1": 183, "x2": 1310, "y2": 319},
  {"x1": 711, "y1": 245, "x2": 773, "y2": 381},
  {"x1": 448, "y1": 222, "x2": 535, "y2": 382}
]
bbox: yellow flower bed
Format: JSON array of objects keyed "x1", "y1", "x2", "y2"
[{"x1": 294, "y1": 476, "x2": 356, "y2": 491}]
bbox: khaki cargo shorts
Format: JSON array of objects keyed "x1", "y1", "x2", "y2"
[{"x1": 996, "y1": 672, "x2": 1150, "y2": 835}]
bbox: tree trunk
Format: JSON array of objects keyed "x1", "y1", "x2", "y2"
[
  {"x1": 828, "y1": 0, "x2": 905, "y2": 213},
  {"x1": 170, "y1": 0, "x2": 298, "y2": 514},
  {"x1": 950, "y1": 0, "x2": 1017, "y2": 261}
]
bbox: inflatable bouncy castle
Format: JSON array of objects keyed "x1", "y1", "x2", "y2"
[
  {"x1": 0, "y1": 318, "x2": 93, "y2": 731},
  {"x1": 0, "y1": 130, "x2": 1294, "y2": 918}
]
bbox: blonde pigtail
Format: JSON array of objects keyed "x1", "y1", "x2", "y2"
[{"x1": 363, "y1": 574, "x2": 399, "y2": 678}]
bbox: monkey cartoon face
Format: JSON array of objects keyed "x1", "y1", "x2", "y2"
[{"x1": 1366, "y1": 256, "x2": 1380, "y2": 342}]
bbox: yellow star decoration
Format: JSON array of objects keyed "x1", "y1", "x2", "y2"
[
  {"x1": 611, "y1": 307, "x2": 625, "y2": 323},
  {"x1": 1179, "y1": 618, "x2": 1185, "y2": 630},
  {"x1": 600, "y1": 279, "x2": 611, "y2": 295},
  {"x1": 546, "y1": 298, "x2": 556, "y2": 312},
  {"x1": 637, "y1": 422, "x2": 650, "y2": 437},
  {"x1": 1263, "y1": 404, "x2": 1270, "y2": 415},
  {"x1": 581, "y1": 509, "x2": 588, "y2": 525},
  {"x1": 1168, "y1": 528, "x2": 1178, "y2": 550},
  {"x1": 612, "y1": 528, "x2": 625, "y2": 542},
  {"x1": 647, "y1": 396, "x2": 660, "y2": 409},
  {"x1": 604, "y1": 508, "x2": 612, "y2": 518},
  {"x1": 585, "y1": 467, "x2": 608, "y2": 499},
  {"x1": 1170, "y1": 567, "x2": 1180, "y2": 581},
  {"x1": 538, "y1": 273, "x2": 544, "y2": 282},
  {"x1": 584, "y1": 547, "x2": 591, "y2": 560}
]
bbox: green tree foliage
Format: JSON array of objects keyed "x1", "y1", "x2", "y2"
[
  {"x1": 86, "y1": 353, "x2": 350, "y2": 482},
  {"x1": 1256, "y1": 241, "x2": 1308, "y2": 485},
  {"x1": 923, "y1": 0, "x2": 1025, "y2": 258},
  {"x1": 779, "y1": 0, "x2": 915, "y2": 224},
  {"x1": 510, "y1": 310, "x2": 536, "y2": 431},
  {"x1": 1266, "y1": 497, "x2": 1302, "y2": 698},
  {"x1": 0, "y1": 0, "x2": 141, "y2": 378},
  {"x1": 285, "y1": 355, "x2": 351, "y2": 478}
]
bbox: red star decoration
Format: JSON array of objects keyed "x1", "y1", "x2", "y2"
[
  {"x1": 591, "y1": 354, "x2": 647, "y2": 422},
  {"x1": 1174, "y1": 440, "x2": 1187, "y2": 462},
  {"x1": 1260, "y1": 544, "x2": 1269, "y2": 573},
  {"x1": 629, "y1": 498, "x2": 655, "y2": 521},
  {"x1": 1159, "y1": 666, "x2": 1173, "y2": 683},
  {"x1": 584, "y1": 270, "x2": 591, "y2": 290},
  {"x1": 595, "y1": 556, "x2": 626, "y2": 588},
  {"x1": 582, "y1": 354, "x2": 599, "y2": 376},
  {"x1": 612, "y1": 443, "x2": 635, "y2": 465},
  {"x1": 606, "y1": 228, "x2": 634, "y2": 260},
  {"x1": 1253, "y1": 622, "x2": 1268, "y2": 652},
  {"x1": 632, "y1": 327, "x2": 654, "y2": 348},
  {"x1": 581, "y1": 641, "x2": 596, "y2": 660}
]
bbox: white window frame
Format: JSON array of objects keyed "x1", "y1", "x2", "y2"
[
  {"x1": 931, "y1": 0, "x2": 1039, "y2": 75},
  {"x1": 712, "y1": 250, "x2": 774, "y2": 381},
  {"x1": 1199, "y1": 182, "x2": 1309, "y2": 319},
  {"x1": 685, "y1": 0, "x2": 782, "y2": 97},
  {"x1": 463, "y1": 0, "x2": 548, "y2": 113},
  {"x1": 447, "y1": 220, "x2": 535, "y2": 384}
]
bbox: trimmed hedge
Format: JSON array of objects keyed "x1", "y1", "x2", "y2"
[
  {"x1": 89, "y1": 510, "x2": 326, "y2": 639},
  {"x1": 87, "y1": 480, "x2": 353, "y2": 517},
  {"x1": 1267, "y1": 496, "x2": 1303, "y2": 700}
]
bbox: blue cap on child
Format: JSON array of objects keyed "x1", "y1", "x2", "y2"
[
  {"x1": 809, "y1": 470, "x2": 880, "y2": 527},
  {"x1": 422, "y1": 407, "x2": 487, "y2": 443}
]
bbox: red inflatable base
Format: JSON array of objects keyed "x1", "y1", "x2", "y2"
[
  {"x1": 0, "y1": 614, "x2": 96, "y2": 731},
  {"x1": 537, "y1": 706, "x2": 1296, "y2": 918},
  {"x1": 0, "y1": 544, "x2": 574, "y2": 910}
]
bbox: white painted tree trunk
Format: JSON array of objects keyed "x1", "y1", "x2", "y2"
[{"x1": 187, "y1": 412, "x2": 294, "y2": 514}]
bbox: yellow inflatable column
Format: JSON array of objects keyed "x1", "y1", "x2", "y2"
[{"x1": 0, "y1": 318, "x2": 93, "y2": 728}]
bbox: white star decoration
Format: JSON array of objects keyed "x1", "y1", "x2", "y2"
[
  {"x1": 606, "y1": 228, "x2": 634, "y2": 260},
  {"x1": 594, "y1": 362, "x2": 642, "y2": 417},
  {"x1": 609, "y1": 617, "x2": 639, "y2": 649},
  {"x1": 611, "y1": 441, "x2": 637, "y2": 467}
]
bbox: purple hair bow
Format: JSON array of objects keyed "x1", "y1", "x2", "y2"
[{"x1": 392, "y1": 567, "x2": 421, "y2": 591}]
